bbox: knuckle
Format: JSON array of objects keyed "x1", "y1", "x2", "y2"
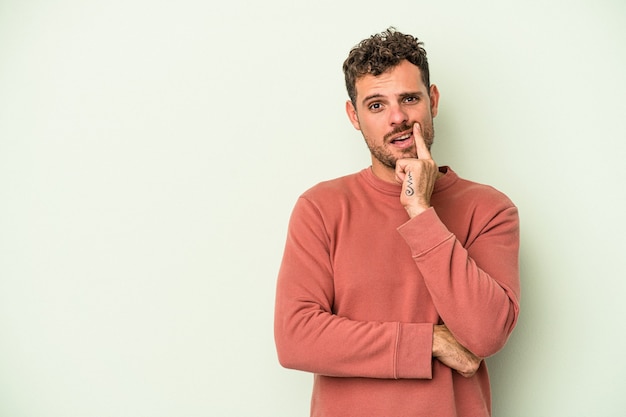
[{"x1": 467, "y1": 359, "x2": 481, "y2": 374}]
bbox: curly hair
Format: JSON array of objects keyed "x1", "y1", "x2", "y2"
[{"x1": 342, "y1": 27, "x2": 430, "y2": 106}]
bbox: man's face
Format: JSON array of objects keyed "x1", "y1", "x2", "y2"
[{"x1": 346, "y1": 60, "x2": 440, "y2": 179}]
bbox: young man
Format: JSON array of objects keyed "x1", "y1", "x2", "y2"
[{"x1": 274, "y1": 28, "x2": 520, "y2": 417}]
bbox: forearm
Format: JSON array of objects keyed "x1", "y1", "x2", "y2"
[
  {"x1": 397, "y1": 207, "x2": 520, "y2": 358},
  {"x1": 274, "y1": 276, "x2": 434, "y2": 379}
]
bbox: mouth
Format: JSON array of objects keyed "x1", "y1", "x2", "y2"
[{"x1": 389, "y1": 131, "x2": 414, "y2": 148}]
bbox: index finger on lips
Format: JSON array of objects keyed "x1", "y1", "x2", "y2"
[{"x1": 413, "y1": 123, "x2": 432, "y2": 160}]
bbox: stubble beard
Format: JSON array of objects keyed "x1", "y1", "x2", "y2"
[{"x1": 364, "y1": 121, "x2": 435, "y2": 169}]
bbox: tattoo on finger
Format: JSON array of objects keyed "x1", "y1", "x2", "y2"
[{"x1": 405, "y1": 172, "x2": 415, "y2": 196}]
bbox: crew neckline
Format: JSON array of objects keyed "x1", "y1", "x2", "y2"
[{"x1": 359, "y1": 165, "x2": 457, "y2": 196}]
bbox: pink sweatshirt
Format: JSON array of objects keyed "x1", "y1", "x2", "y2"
[{"x1": 274, "y1": 167, "x2": 520, "y2": 417}]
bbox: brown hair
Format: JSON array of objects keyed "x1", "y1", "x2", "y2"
[{"x1": 342, "y1": 27, "x2": 430, "y2": 105}]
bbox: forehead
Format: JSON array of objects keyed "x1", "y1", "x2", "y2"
[{"x1": 355, "y1": 60, "x2": 427, "y2": 103}]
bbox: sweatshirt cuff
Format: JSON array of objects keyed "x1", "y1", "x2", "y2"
[
  {"x1": 397, "y1": 207, "x2": 454, "y2": 257},
  {"x1": 395, "y1": 323, "x2": 433, "y2": 379}
]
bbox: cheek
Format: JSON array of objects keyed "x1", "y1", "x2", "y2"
[
  {"x1": 358, "y1": 117, "x2": 381, "y2": 137},
  {"x1": 357, "y1": 122, "x2": 373, "y2": 143}
]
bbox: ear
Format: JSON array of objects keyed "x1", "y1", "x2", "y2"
[
  {"x1": 345, "y1": 100, "x2": 361, "y2": 131},
  {"x1": 429, "y1": 84, "x2": 440, "y2": 118}
]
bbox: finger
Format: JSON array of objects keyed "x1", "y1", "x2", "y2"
[
  {"x1": 394, "y1": 159, "x2": 407, "y2": 183},
  {"x1": 413, "y1": 123, "x2": 432, "y2": 160}
]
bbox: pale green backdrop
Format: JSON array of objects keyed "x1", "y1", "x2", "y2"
[{"x1": 1, "y1": 0, "x2": 624, "y2": 415}]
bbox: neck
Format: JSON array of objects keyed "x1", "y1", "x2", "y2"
[{"x1": 370, "y1": 161, "x2": 398, "y2": 184}]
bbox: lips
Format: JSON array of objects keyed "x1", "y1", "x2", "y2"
[
  {"x1": 390, "y1": 132, "x2": 412, "y2": 143},
  {"x1": 389, "y1": 130, "x2": 414, "y2": 149}
]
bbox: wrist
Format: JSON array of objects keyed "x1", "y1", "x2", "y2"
[
  {"x1": 406, "y1": 204, "x2": 430, "y2": 219},
  {"x1": 431, "y1": 324, "x2": 443, "y2": 357}
]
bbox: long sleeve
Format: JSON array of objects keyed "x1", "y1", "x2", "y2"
[
  {"x1": 397, "y1": 203, "x2": 520, "y2": 358},
  {"x1": 273, "y1": 168, "x2": 518, "y2": 417},
  {"x1": 274, "y1": 196, "x2": 434, "y2": 379}
]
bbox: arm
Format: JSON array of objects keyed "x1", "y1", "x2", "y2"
[
  {"x1": 399, "y1": 205, "x2": 520, "y2": 358},
  {"x1": 395, "y1": 124, "x2": 520, "y2": 359},
  {"x1": 274, "y1": 196, "x2": 434, "y2": 379}
]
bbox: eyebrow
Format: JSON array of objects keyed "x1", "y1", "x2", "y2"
[
  {"x1": 361, "y1": 93, "x2": 384, "y2": 106},
  {"x1": 400, "y1": 91, "x2": 424, "y2": 99}
]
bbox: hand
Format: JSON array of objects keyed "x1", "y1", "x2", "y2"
[
  {"x1": 395, "y1": 123, "x2": 439, "y2": 218},
  {"x1": 432, "y1": 325, "x2": 482, "y2": 378}
]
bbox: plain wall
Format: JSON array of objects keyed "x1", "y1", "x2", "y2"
[{"x1": 1, "y1": 0, "x2": 625, "y2": 415}]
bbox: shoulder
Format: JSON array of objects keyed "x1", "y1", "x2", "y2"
[
  {"x1": 286, "y1": 171, "x2": 366, "y2": 233},
  {"x1": 434, "y1": 168, "x2": 518, "y2": 231},
  {"x1": 434, "y1": 169, "x2": 519, "y2": 244},
  {"x1": 287, "y1": 170, "x2": 373, "y2": 228},
  {"x1": 300, "y1": 170, "x2": 365, "y2": 203},
  {"x1": 457, "y1": 177, "x2": 515, "y2": 208},
  {"x1": 439, "y1": 168, "x2": 515, "y2": 210}
]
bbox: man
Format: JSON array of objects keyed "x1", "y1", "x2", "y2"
[{"x1": 274, "y1": 28, "x2": 520, "y2": 417}]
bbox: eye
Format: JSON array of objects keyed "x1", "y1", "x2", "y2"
[
  {"x1": 368, "y1": 102, "x2": 383, "y2": 112},
  {"x1": 404, "y1": 96, "x2": 419, "y2": 104}
]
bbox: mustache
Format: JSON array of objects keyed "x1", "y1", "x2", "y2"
[{"x1": 384, "y1": 123, "x2": 415, "y2": 142}]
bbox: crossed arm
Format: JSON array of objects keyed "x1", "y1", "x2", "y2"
[
  {"x1": 396, "y1": 123, "x2": 516, "y2": 375},
  {"x1": 396, "y1": 123, "x2": 481, "y2": 376},
  {"x1": 274, "y1": 200, "x2": 518, "y2": 379}
]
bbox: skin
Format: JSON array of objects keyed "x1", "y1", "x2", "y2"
[{"x1": 345, "y1": 59, "x2": 482, "y2": 377}]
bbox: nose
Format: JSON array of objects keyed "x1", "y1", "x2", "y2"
[{"x1": 389, "y1": 103, "x2": 408, "y2": 125}]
